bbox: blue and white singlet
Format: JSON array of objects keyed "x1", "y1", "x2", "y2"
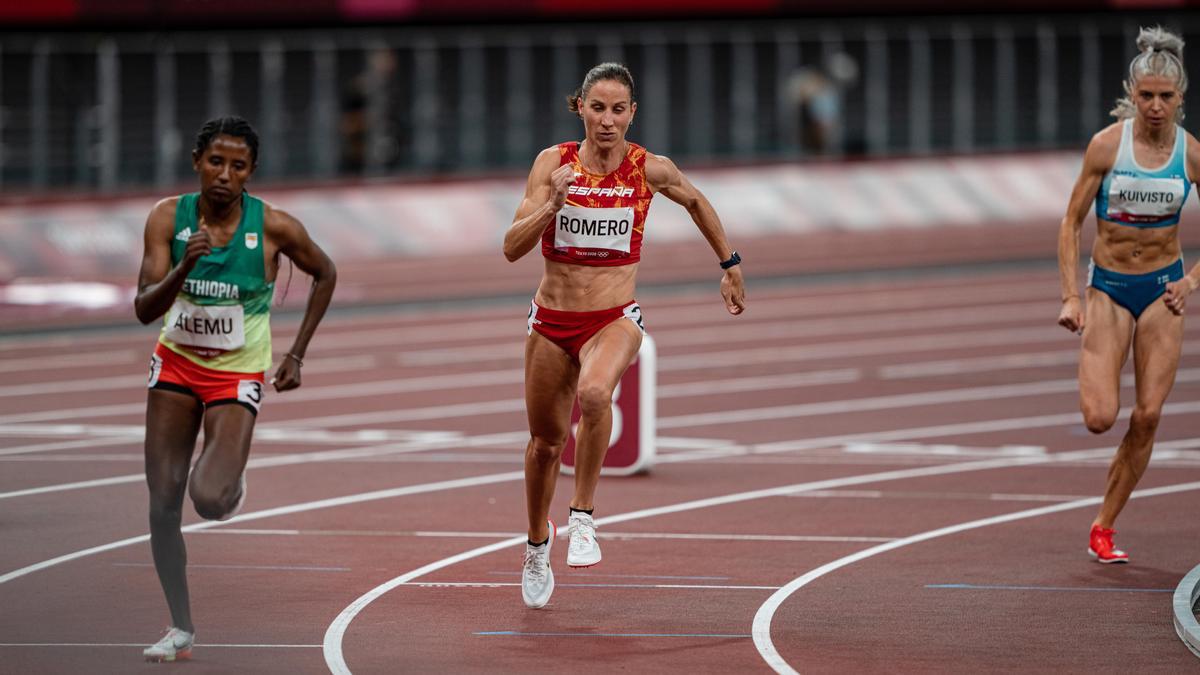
[{"x1": 1094, "y1": 118, "x2": 1191, "y2": 228}]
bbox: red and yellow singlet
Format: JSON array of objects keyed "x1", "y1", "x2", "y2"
[{"x1": 541, "y1": 141, "x2": 655, "y2": 266}]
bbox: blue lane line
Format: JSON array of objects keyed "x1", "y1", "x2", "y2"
[
  {"x1": 927, "y1": 583, "x2": 1172, "y2": 593},
  {"x1": 476, "y1": 632, "x2": 751, "y2": 638}
]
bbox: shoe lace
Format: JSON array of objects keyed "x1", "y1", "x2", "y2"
[
  {"x1": 569, "y1": 515, "x2": 596, "y2": 551},
  {"x1": 523, "y1": 548, "x2": 546, "y2": 583}
]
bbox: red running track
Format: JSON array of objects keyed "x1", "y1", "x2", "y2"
[{"x1": 1, "y1": 244, "x2": 1200, "y2": 673}]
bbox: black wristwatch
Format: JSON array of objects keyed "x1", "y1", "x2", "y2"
[{"x1": 719, "y1": 251, "x2": 741, "y2": 270}]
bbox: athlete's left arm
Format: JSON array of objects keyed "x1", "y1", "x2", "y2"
[
  {"x1": 1165, "y1": 133, "x2": 1200, "y2": 315},
  {"x1": 264, "y1": 206, "x2": 338, "y2": 391},
  {"x1": 646, "y1": 153, "x2": 745, "y2": 315}
]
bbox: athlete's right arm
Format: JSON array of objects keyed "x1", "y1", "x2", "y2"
[
  {"x1": 134, "y1": 198, "x2": 211, "y2": 324},
  {"x1": 1057, "y1": 128, "x2": 1117, "y2": 334},
  {"x1": 503, "y1": 148, "x2": 575, "y2": 262}
]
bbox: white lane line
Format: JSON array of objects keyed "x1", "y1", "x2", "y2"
[
  {"x1": 396, "y1": 301, "x2": 1060, "y2": 365},
  {"x1": 737, "y1": 404, "x2": 1200, "y2": 458},
  {"x1": 188, "y1": 529, "x2": 896, "y2": 544},
  {"x1": 0, "y1": 276, "x2": 1059, "y2": 356},
  {"x1": 750, "y1": 480, "x2": 1200, "y2": 675},
  {"x1": 0, "y1": 355, "x2": 379, "y2": 398},
  {"x1": 216, "y1": 367, "x2": 1200, "y2": 433},
  {"x1": 0, "y1": 643, "x2": 320, "y2": 649},
  {"x1": 0, "y1": 279, "x2": 1065, "y2": 385},
  {"x1": 783, "y1": 489, "x2": 1087, "y2": 503},
  {"x1": 0, "y1": 320, "x2": 1167, "y2": 426},
  {"x1": 658, "y1": 326, "x2": 1075, "y2": 371},
  {"x1": 6, "y1": 394, "x2": 1199, "y2": 500},
  {"x1": 656, "y1": 369, "x2": 861, "y2": 397},
  {"x1": 319, "y1": 443, "x2": 1128, "y2": 674},
  {"x1": 111, "y1": 562, "x2": 350, "y2": 572},
  {"x1": 0, "y1": 470, "x2": 524, "y2": 585},
  {"x1": 0, "y1": 431, "x2": 524, "y2": 500},
  {"x1": 0, "y1": 350, "x2": 138, "y2": 374},
  {"x1": 657, "y1": 369, "x2": 1200, "y2": 430},
  {"x1": 842, "y1": 442, "x2": 1046, "y2": 457},
  {"x1": 397, "y1": 581, "x2": 781, "y2": 590},
  {"x1": 0, "y1": 424, "x2": 457, "y2": 444},
  {"x1": 0, "y1": 438, "x2": 131, "y2": 457},
  {"x1": 319, "y1": 279, "x2": 1059, "y2": 353},
  {"x1": 879, "y1": 349, "x2": 1081, "y2": 379},
  {"x1": 878, "y1": 341, "x2": 1200, "y2": 379}
]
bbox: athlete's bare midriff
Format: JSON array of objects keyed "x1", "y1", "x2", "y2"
[
  {"x1": 1092, "y1": 218, "x2": 1181, "y2": 272},
  {"x1": 534, "y1": 259, "x2": 638, "y2": 311}
]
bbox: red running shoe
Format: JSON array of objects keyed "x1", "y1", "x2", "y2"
[{"x1": 1088, "y1": 524, "x2": 1129, "y2": 564}]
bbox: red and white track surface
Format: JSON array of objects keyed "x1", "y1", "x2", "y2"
[{"x1": 2, "y1": 234, "x2": 1199, "y2": 673}]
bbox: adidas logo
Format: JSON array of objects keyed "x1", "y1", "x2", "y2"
[{"x1": 175, "y1": 227, "x2": 192, "y2": 242}]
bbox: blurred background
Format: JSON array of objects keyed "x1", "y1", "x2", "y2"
[{"x1": 2, "y1": 0, "x2": 1200, "y2": 328}]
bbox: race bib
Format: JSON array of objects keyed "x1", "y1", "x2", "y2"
[
  {"x1": 554, "y1": 205, "x2": 635, "y2": 254},
  {"x1": 163, "y1": 299, "x2": 246, "y2": 352},
  {"x1": 1106, "y1": 175, "x2": 1185, "y2": 221}
]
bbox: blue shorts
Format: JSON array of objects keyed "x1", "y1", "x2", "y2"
[{"x1": 1088, "y1": 258, "x2": 1184, "y2": 319}]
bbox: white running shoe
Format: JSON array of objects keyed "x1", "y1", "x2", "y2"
[
  {"x1": 521, "y1": 520, "x2": 555, "y2": 609},
  {"x1": 217, "y1": 472, "x2": 246, "y2": 522},
  {"x1": 143, "y1": 627, "x2": 194, "y2": 662},
  {"x1": 567, "y1": 511, "x2": 601, "y2": 568}
]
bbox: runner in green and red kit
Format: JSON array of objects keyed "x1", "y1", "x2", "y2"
[{"x1": 134, "y1": 116, "x2": 336, "y2": 662}]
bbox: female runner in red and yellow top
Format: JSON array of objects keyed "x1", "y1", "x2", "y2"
[{"x1": 504, "y1": 63, "x2": 746, "y2": 609}]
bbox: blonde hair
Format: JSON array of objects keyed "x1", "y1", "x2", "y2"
[{"x1": 1111, "y1": 26, "x2": 1188, "y2": 121}]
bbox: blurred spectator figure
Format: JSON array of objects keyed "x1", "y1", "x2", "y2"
[
  {"x1": 340, "y1": 47, "x2": 400, "y2": 174},
  {"x1": 786, "y1": 52, "x2": 859, "y2": 155}
]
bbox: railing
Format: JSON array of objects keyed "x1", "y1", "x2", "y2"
[{"x1": 0, "y1": 13, "x2": 1188, "y2": 192}]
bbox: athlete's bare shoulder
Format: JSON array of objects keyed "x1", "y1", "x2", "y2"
[
  {"x1": 149, "y1": 195, "x2": 180, "y2": 217},
  {"x1": 1082, "y1": 121, "x2": 1123, "y2": 173},
  {"x1": 535, "y1": 144, "x2": 567, "y2": 166},
  {"x1": 642, "y1": 151, "x2": 680, "y2": 191},
  {"x1": 144, "y1": 196, "x2": 180, "y2": 236},
  {"x1": 1183, "y1": 128, "x2": 1200, "y2": 180},
  {"x1": 260, "y1": 200, "x2": 307, "y2": 241}
]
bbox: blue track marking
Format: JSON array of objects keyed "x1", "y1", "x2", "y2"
[{"x1": 927, "y1": 583, "x2": 1172, "y2": 593}]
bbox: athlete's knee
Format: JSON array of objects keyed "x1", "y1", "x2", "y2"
[
  {"x1": 1130, "y1": 405, "x2": 1162, "y2": 433},
  {"x1": 576, "y1": 382, "x2": 615, "y2": 419},
  {"x1": 188, "y1": 479, "x2": 236, "y2": 521},
  {"x1": 527, "y1": 435, "x2": 566, "y2": 464},
  {"x1": 148, "y1": 497, "x2": 183, "y2": 530},
  {"x1": 1081, "y1": 401, "x2": 1118, "y2": 434}
]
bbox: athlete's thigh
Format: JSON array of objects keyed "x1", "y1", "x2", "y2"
[
  {"x1": 145, "y1": 389, "x2": 204, "y2": 495},
  {"x1": 1080, "y1": 288, "x2": 1135, "y2": 407},
  {"x1": 1131, "y1": 298, "x2": 1185, "y2": 409},
  {"x1": 193, "y1": 403, "x2": 257, "y2": 483},
  {"x1": 577, "y1": 318, "x2": 642, "y2": 393},
  {"x1": 525, "y1": 331, "x2": 580, "y2": 441}
]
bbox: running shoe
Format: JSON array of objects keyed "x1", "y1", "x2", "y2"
[
  {"x1": 522, "y1": 519, "x2": 555, "y2": 608},
  {"x1": 217, "y1": 472, "x2": 246, "y2": 522},
  {"x1": 143, "y1": 627, "x2": 194, "y2": 662},
  {"x1": 1088, "y1": 524, "x2": 1129, "y2": 564},
  {"x1": 567, "y1": 510, "x2": 601, "y2": 568}
]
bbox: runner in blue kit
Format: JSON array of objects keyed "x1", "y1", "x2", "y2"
[{"x1": 1057, "y1": 26, "x2": 1200, "y2": 563}]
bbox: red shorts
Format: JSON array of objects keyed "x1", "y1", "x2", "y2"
[
  {"x1": 148, "y1": 343, "x2": 266, "y2": 415},
  {"x1": 526, "y1": 299, "x2": 644, "y2": 362}
]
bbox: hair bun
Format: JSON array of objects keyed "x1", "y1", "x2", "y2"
[{"x1": 1136, "y1": 25, "x2": 1184, "y2": 60}]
